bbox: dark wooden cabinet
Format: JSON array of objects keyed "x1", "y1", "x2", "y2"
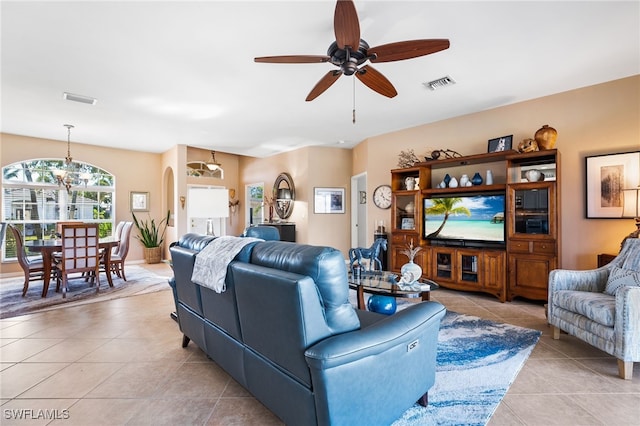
[
  {"x1": 597, "y1": 253, "x2": 617, "y2": 267},
  {"x1": 261, "y1": 223, "x2": 296, "y2": 242}
]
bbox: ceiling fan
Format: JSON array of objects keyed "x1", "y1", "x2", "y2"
[{"x1": 254, "y1": 0, "x2": 450, "y2": 102}]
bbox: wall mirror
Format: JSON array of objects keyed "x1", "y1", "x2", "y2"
[{"x1": 273, "y1": 172, "x2": 295, "y2": 220}]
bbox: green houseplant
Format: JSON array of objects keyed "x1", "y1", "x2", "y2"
[{"x1": 132, "y1": 210, "x2": 170, "y2": 264}]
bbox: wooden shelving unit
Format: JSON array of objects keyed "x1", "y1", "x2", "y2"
[{"x1": 389, "y1": 149, "x2": 560, "y2": 302}]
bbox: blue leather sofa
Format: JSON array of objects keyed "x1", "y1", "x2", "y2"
[{"x1": 169, "y1": 233, "x2": 446, "y2": 425}]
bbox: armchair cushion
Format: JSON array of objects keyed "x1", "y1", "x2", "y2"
[
  {"x1": 552, "y1": 290, "x2": 615, "y2": 327},
  {"x1": 604, "y1": 266, "x2": 640, "y2": 296}
]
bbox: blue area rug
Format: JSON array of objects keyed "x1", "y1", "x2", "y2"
[{"x1": 394, "y1": 311, "x2": 541, "y2": 426}]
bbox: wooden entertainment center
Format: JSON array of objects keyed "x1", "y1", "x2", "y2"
[{"x1": 389, "y1": 149, "x2": 560, "y2": 302}]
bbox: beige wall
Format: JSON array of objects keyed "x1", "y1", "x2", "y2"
[
  {"x1": 2, "y1": 75, "x2": 638, "y2": 274},
  {"x1": 360, "y1": 75, "x2": 640, "y2": 270},
  {"x1": 239, "y1": 146, "x2": 353, "y2": 255}
]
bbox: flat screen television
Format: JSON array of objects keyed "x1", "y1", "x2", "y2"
[{"x1": 423, "y1": 192, "x2": 506, "y2": 248}]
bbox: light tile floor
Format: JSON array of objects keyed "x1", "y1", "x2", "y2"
[{"x1": 1, "y1": 263, "x2": 638, "y2": 425}]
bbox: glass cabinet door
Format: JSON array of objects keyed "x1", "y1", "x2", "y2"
[
  {"x1": 393, "y1": 193, "x2": 418, "y2": 232},
  {"x1": 512, "y1": 186, "x2": 551, "y2": 235},
  {"x1": 458, "y1": 252, "x2": 480, "y2": 283},
  {"x1": 434, "y1": 249, "x2": 453, "y2": 280}
]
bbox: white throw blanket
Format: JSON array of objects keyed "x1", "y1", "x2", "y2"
[{"x1": 191, "y1": 236, "x2": 263, "y2": 293}]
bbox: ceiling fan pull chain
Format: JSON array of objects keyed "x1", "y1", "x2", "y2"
[{"x1": 352, "y1": 77, "x2": 356, "y2": 124}]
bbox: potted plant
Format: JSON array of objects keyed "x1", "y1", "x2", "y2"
[{"x1": 132, "y1": 210, "x2": 170, "y2": 264}]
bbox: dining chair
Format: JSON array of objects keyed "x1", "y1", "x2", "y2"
[
  {"x1": 53, "y1": 223, "x2": 101, "y2": 298},
  {"x1": 105, "y1": 221, "x2": 133, "y2": 281},
  {"x1": 55, "y1": 221, "x2": 80, "y2": 236},
  {"x1": 0, "y1": 222, "x2": 7, "y2": 260},
  {"x1": 7, "y1": 224, "x2": 50, "y2": 297},
  {"x1": 110, "y1": 221, "x2": 125, "y2": 254}
]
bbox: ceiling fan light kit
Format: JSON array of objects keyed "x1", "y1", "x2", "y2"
[{"x1": 254, "y1": 0, "x2": 450, "y2": 102}]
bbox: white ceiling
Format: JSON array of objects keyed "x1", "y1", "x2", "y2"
[{"x1": 1, "y1": 1, "x2": 638, "y2": 158}]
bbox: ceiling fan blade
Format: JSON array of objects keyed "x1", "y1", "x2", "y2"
[
  {"x1": 254, "y1": 55, "x2": 330, "y2": 64},
  {"x1": 355, "y1": 65, "x2": 397, "y2": 98},
  {"x1": 334, "y1": 0, "x2": 360, "y2": 50},
  {"x1": 306, "y1": 70, "x2": 342, "y2": 101},
  {"x1": 369, "y1": 39, "x2": 450, "y2": 63}
]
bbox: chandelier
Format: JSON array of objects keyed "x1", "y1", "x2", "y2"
[
  {"x1": 206, "y1": 151, "x2": 223, "y2": 171},
  {"x1": 53, "y1": 124, "x2": 92, "y2": 194}
]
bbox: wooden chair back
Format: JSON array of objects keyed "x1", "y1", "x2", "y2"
[
  {"x1": 60, "y1": 223, "x2": 100, "y2": 275},
  {"x1": 56, "y1": 221, "x2": 82, "y2": 236}
]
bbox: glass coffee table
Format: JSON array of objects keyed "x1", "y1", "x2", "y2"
[{"x1": 347, "y1": 270, "x2": 437, "y2": 310}]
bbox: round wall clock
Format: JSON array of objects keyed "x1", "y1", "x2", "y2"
[{"x1": 372, "y1": 185, "x2": 392, "y2": 209}]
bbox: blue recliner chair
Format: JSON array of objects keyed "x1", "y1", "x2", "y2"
[{"x1": 242, "y1": 225, "x2": 280, "y2": 241}]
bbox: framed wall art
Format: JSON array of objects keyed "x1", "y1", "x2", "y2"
[
  {"x1": 314, "y1": 187, "x2": 345, "y2": 214},
  {"x1": 585, "y1": 151, "x2": 640, "y2": 218},
  {"x1": 487, "y1": 135, "x2": 513, "y2": 153},
  {"x1": 130, "y1": 191, "x2": 149, "y2": 212}
]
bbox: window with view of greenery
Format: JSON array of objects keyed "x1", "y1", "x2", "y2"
[{"x1": 2, "y1": 159, "x2": 115, "y2": 261}]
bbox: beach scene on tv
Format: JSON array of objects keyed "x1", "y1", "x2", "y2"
[{"x1": 423, "y1": 195, "x2": 505, "y2": 242}]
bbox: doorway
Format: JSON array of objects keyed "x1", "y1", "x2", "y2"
[{"x1": 245, "y1": 182, "x2": 265, "y2": 227}]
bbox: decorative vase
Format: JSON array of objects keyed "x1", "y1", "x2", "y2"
[
  {"x1": 525, "y1": 169, "x2": 545, "y2": 182},
  {"x1": 405, "y1": 177, "x2": 416, "y2": 190},
  {"x1": 534, "y1": 124, "x2": 557, "y2": 150},
  {"x1": 459, "y1": 174, "x2": 469, "y2": 187},
  {"x1": 400, "y1": 260, "x2": 423, "y2": 284},
  {"x1": 405, "y1": 201, "x2": 415, "y2": 214},
  {"x1": 486, "y1": 170, "x2": 494, "y2": 185},
  {"x1": 443, "y1": 174, "x2": 451, "y2": 186},
  {"x1": 471, "y1": 172, "x2": 483, "y2": 185},
  {"x1": 143, "y1": 246, "x2": 162, "y2": 264},
  {"x1": 449, "y1": 176, "x2": 458, "y2": 188},
  {"x1": 367, "y1": 295, "x2": 396, "y2": 315},
  {"x1": 268, "y1": 205, "x2": 274, "y2": 223}
]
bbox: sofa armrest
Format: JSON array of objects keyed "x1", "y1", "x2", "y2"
[
  {"x1": 548, "y1": 267, "x2": 610, "y2": 294},
  {"x1": 305, "y1": 301, "x2": 445, "y2": 368},
  {"x1": 615, "y1": 286, "x2": 640, "y2": 361},
  {"x1": 304, "y1": 302, "x2": 446, "y2": 426}
]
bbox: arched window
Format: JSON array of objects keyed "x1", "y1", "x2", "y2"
[{"x1": 2, "y1": 159, "x2": 115, "y2": 261}]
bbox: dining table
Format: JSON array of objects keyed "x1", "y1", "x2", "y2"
[{"x1": 25, "y1": 237, "x2": 120, "y2": 297}]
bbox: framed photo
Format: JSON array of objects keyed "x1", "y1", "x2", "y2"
[
  {"x1": 130, "y1": 191, "x2": 149, "y2": 212},
  {"x1": 586, "y1": 151, "x2": 640, "y2": 218},
  {"x1": 314, "y1": 187, "x2": 345, "y2": 214},
  {"x1": 487, "y1": 135, "x2": 513, "y2": 153},
  {"x1": 401, "y1": 217, "x2": 415, "y2": 230}
]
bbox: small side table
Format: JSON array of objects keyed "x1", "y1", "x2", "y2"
[{"x1": 597, "y1": 253, "x2": 617, "y2": 268}]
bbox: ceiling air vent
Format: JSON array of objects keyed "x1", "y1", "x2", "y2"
[
  {"x1": 423, "y1": 76, "x2": 456, "y2": 91},
  {"x1": 63, "y1": 92, "x2": 97, "y2": 105}
]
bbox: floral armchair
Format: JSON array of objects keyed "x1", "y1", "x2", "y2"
[{"x1": 548, "y1": 238, "x2": 640, "y2": 380}]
